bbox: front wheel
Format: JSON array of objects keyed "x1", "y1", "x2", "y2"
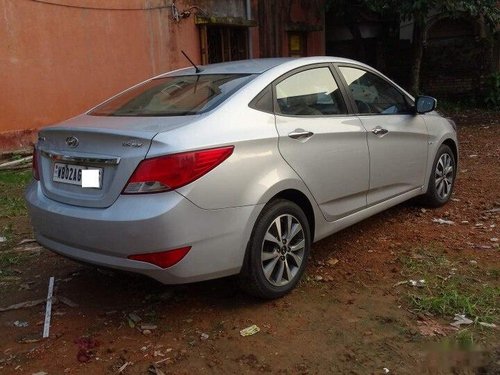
[
  {"x1": 422, "y1": 144, "x2": 456, "y2": 207},
  {"x1": 240, "y1": 199, "x2": 311, "y2": 299}
]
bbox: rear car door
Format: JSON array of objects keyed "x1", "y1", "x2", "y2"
[
  {"x1": 274, "y1": 65, "x2": 369, "y2": 221},
  {"x1": 336, "y1": 65, "x2": 429, "y2": 206}
]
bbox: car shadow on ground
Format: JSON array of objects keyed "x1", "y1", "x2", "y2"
[
  {"x1": 56, "y1": 263, "x2": 264, "y2": 312},
  {"x1": 53, "y1": 199, "x2": 420, "y2": 314}
]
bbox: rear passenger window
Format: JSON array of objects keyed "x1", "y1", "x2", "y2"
[
  {"x1": 249, "y1": 85, "x2": 273, "y2": 113},
  {"x1": 275, "y1": 67, "x2": 347, "y2": 116}
]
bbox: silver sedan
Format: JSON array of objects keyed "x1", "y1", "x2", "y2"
[{"x1": 26, "y1": 57, "x2": 458, "y2": 299}]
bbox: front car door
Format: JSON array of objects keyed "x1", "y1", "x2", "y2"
[
  {"x1": 274, "y1": 65, "x2": 369, "y2": 221},
  {"x1": 336, "y1": 65, "x2": 429, "y2": 206}
]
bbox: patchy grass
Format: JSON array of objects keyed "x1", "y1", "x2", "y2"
[
  {"x1": 0, "y1": 196, "x2": 28, "y2": 218},
  {"x1": 399, "y1": 246, "x2": 499, "y2": 323},
  {"x1": 455, "y1": 329, "x2": 475, "y2": 350},
  {"x1": 0, "y1": 223, "x2": 14, "y2": 249},
  {"x1": 0, "y1": 251, "x2": 31, "y2": 277},
  {"x1": 0, "y1": 169, "x2": 32, "y2": 185},
  {"x1": 0, "y1": 251, "x2": 29, "y2": 267},
  {"x1": 0, "y1": 170, "x2": 32, "y2": 218}
]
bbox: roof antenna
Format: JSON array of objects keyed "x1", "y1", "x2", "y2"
[{"x1": 181, "y1": 50, "x2": 202, "y2": 73}]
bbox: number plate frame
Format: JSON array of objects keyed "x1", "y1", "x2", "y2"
[{"x1": 52, "y1": 163, "x2": 103, "y2": 189}]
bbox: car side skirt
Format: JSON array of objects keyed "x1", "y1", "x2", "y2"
[{"x1": 314, "y1": 187, "x2": 423, "y2": 242}]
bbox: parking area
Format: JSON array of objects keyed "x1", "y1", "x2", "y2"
[{"x1": 0, "y1": 109, "x2": 498, "y2": 374}]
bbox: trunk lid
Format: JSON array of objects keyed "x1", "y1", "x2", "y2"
[{"x1": 37, "y1": 114, "x2": 195, "y2": 208}]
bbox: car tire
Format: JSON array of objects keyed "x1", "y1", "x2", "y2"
[
  {"x1": 240, "y1": 199, "x2": 311, "y2": 299},
  {"x1": 421, "y1": 144, "x2": 456, "y2": 207}
]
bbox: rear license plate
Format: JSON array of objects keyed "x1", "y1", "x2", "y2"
[{"x1": 53, "y1": 163, "x2": 102, "y2": 188}]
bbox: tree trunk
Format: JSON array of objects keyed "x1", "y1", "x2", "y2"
[{"x1": 409, "y1": 15, "x2": 425, "y2": 95}]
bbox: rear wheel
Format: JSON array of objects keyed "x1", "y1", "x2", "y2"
[
  {"x1": 422, "y1": 144, "x2": 456, "y2": 207},
  {"x1": 240, "y1": 199, "x2": 311, "y2": 299}
]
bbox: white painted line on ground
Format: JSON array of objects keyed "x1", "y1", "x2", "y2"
[{"x1": 42, "y1": 276, "x2": 55, "y2": 338}]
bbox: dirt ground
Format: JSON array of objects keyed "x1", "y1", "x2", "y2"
[{"x1": 0, "y1": 110, "x2": 498, "y2": 375}]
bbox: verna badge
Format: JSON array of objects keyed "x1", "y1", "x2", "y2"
[
  {"x1": 122, "y1": 140, "x2": 143, "y2": 148},
  {"x1": 65, "y1": 136, "x2": 79, "y2": 148}
]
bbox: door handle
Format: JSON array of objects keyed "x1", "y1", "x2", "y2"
[
  {"x1": 371, "y1": 126, "x2": 389, "y2": 136},
  {"x1": 288, "y1": 130, "x2": 314, "y2": 140}
]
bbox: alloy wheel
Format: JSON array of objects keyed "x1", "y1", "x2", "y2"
[
  {"x1": 260, "y1": 214, "x2": 305, "y2": 287},
  {"x1": 434, "y1": 153, "x2": 454, "y2": 200}
]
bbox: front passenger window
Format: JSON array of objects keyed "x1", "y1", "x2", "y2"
[
  {"x1": 339, "y1": 66, "x2": 411, "y2": 115},
  {"x1": 276, "y1": 67, "x2": 347, "y2": 116}
]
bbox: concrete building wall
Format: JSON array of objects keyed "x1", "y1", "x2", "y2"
[{"x1": 0, "y1": 0, "x2": 236, "y2": 149}]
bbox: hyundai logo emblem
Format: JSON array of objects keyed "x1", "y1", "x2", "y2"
[{"x1": 65, "y1": 136, "x2": 79, "y2": 148}]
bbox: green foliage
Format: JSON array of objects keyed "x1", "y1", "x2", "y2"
[
  {"x1": 484, "y1": 72, "x2": 500, "y2": 109},
  {"x1": 327, "y1": 0, "x2": 499, "y2": 94},
  {"x1": 0, "y1": 170, "x2": 32, "y2": 218},
  {"x1": 454, "y1": 0, "x2": 500, "y2": 29},
  {"x1": 373, "y1": 0, "x2": 498, "y2": 22},
  {"x1": 399, "y1": 249, "x2": 499, "y2": 323}
]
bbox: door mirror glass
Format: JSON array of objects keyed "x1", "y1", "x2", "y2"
[{"x1": 415, "y1": 96, "x2": 437, "y2": 114}]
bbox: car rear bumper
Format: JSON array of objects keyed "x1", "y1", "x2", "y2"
[{"x1": 25, "y1": 182, "x2": 262, "y2": 284}]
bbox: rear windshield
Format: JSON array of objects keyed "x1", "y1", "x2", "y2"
[{"x1": 89, "y1": 74, "x2": 256, "y2": 116}]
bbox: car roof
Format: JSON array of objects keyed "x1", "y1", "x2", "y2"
[{"x1": 163, "y1": 56, "x2": 363, "y2": 76}]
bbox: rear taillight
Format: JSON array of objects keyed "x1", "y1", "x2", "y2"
[
  {"x1": 123, "y1": 146, "x2": 234, "y2": 194},
  {"x1": 32, "y1": 147, "x2": 40, "y2": 180},
  {"x1": 128, "y1": 246, "x2": 191, "y2": 268}
]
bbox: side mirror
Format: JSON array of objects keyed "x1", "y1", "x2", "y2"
[{"x1": 415, "y1": 95, "x2": 437, "y2": 114}]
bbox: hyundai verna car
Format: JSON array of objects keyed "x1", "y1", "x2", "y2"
[{"x1": 26, "y1": 57, "x2": 458, "y2": 299}]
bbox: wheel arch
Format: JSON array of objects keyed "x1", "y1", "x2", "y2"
[
  {"x1": 442, "y1": 138, "x2": 458, "y2": 166},
  {"x1": 268, "y1": 189, "x2": 316, "y2": 241},
  {"x1": 239, "y1": 190, "x2": 316, "y2": 298}
]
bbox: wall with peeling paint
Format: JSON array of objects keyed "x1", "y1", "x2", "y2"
[{"x1": 0, "y1": 0, "x2": 205, "y2": 148}]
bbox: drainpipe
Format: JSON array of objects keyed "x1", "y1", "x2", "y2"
[{"x1": 246, "y1": 0, "x2": 253, "y2": 58}]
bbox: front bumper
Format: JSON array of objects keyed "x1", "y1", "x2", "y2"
[{"x1": 25, "y1": 182, "x2": 262, "y2": 284}]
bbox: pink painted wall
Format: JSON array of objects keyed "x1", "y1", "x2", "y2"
[{"x1": 0, "y1": 0, "x2": 201, "y2": 149}]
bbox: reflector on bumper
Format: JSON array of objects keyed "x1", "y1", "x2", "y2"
[{"x1": 127, "y1": 246, "x2": 191, "y2": 268}]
